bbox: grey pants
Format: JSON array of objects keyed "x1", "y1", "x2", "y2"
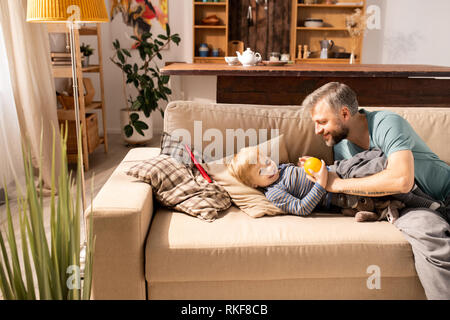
[{"x1": 394, "y1": 207, "x2": 450, "y2": 300}]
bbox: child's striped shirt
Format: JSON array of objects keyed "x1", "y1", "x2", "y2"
[{"x1": 264, "y1": 164, "x2": 326, "y2": 216}]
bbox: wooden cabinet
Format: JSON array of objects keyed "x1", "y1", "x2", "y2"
[
  {"x1": 193, "y1": 1, "x2": 229, "y2": 63},
  {"x1": 47, "y1": 24, "x2": 108, "y2": 171},
  {"x1": 290, "y1": 0, "x2": 366, "y2": 64},
  {"x1": 59, "y1": 113, "x2": 100, "y2": 164},
  {"x1": 193, "y1": 0, "x2": 366, "y2": 65}
]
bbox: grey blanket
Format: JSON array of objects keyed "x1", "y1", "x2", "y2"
[{"x1": 328, "y1": 148, "x2": 443, "y2": 212}]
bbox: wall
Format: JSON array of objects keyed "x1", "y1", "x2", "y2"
[{"x1": 362, "y1": 0, "x2": 450, "y2": 66}]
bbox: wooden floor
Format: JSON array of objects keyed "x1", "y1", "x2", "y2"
[{"x1": 0, "y1": 133, "x2": 161, "y2": 299}]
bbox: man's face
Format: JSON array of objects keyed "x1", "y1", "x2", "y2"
[{"x1": 311, "y1": 99, "x2": 349, "y2": 147}]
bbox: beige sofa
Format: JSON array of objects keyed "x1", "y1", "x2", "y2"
[{"x1": 87, "y1": 101, "x2": 450, "y2": 300}]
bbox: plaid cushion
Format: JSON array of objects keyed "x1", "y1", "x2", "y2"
[
  {"x1": 160, "y1": 132, "x2": 206, "y2": 168},
  {"x1": 126, "y1": 154, "x2": 231, "y2": 222}
]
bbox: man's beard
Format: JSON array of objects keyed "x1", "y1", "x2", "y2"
[{"x1": 324, "y1": 122, "x2": 349, "y2": 147}]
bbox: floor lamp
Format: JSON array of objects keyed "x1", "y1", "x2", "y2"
[{"x1": 26, "y1": 0, "x2": 108, "y2": 270}]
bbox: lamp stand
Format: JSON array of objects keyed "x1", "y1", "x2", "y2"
[{"x1": 68, "y1": 21, "x2": 88, "y2": 275}]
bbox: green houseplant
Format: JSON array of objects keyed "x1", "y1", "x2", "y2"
[
  {"x1": 111, "y1": 24, "x2": 180, "y2": 144},
  {"x1": 0, "y1": 127, "x2": 94, "y2": 300},
  {"x1": 80, "y1": 43, "x2": 94, "y2": 67}
]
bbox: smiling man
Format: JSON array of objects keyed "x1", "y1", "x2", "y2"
[{"x1": 302, "y1": 82, "x2": 450, "y2": 300}]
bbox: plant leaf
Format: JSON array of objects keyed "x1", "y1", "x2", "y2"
[
  {"x1": 166, "y1": 23, "x2": 171, "y2": 36},
  {"x1": 131, "y1": 100, "x2": 141, "y2": 110},
  {"x1": 130, "y1": 113, "x2": 139, "y2": 122},
  {"x1": 122, "y1": 49, "x2": 131, "y2": 57},
  {"x1": 117, "y1": 50, "x2": 125, "y2": 64},
  {"x1": 161, "y1": 75, "x2": 170, "y2": 84},
  {"x1": 134, "y1": 120, "x2": 149, "y2": 131},
  {"x1": 124, "y1": 124, "x2": 133, "y2": 137}
]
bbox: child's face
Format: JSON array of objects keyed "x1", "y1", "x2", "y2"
[{"x1": 249, "y1": 154, "x2": 280, "y2": 188}]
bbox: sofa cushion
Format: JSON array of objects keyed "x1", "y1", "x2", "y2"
[
  {"x1": 160, "y1": 132, "x2": 204, "y2": 168},
  {"x1": 146, "y1": 207, "x2": 418, "y2": 283},
  {"x1": 205, "y1": 163, "x2": 285, "y2": 218},
  {"x1": 126, "y1": 154, "x2": 231, "y2": 222},
  {"x1": 204, "y1": 134, "x2": 289, "y2": 218}
]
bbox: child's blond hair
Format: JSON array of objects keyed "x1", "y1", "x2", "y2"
[{"x1": 227, "y1": 146, "x2": 260, "y2": 187}]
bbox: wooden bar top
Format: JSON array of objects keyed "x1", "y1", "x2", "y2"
[{"x1": 161, "y1": 63, "x2": 450, "y2": 78}]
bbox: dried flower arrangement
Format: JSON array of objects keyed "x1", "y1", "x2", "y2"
[{"x1": 345, "y1": 8, "x2": 374, "y2": 63}]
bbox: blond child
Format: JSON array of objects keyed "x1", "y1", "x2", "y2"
[{"x1": 228, "y1": 146, "x2": 328, "y2": 216}]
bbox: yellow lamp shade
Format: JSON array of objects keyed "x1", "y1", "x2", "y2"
[{"x1": 27, "y1": 0, "x2": 109, "y2": 23}]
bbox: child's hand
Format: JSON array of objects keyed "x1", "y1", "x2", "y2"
[
  {"x1": 297, "y1": 156, "x2": 311, "y2": 167},
  {"x1": 307, "y1": 159, "x2": 328, "y2": 189}
]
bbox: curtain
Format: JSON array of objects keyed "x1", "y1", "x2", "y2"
[
  {"x1": 0, "y1": 0, "x2": 61, "y2": 192},
  {"x1": 0, "y1": 23, "x2": 24, "y2": 195}
]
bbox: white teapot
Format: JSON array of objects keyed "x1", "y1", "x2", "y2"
[{"x1": 236, "y1": 48, "x2": 262, "y2": 67}]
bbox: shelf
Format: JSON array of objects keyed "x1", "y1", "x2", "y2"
[
  {"x1": 194, "y1": 57, "x2": 226, "y2": 63},
  {"x1": 49, "y1": 23, "x2": 108, "y2": 171},
  {"x1": 83, "y1": 65, "x2": 101, "y2": 73},
  {"x1": 57, "y1": 101, "x2": 103, "y2": 121},
  {"x1": 79, "y1": 27, "x2": 99, "y2": 36},
  {"x1": 193, "y1": 0, "x2": 229, "y2": 62},
  {"x1": 291, "y1": 0, "x2": 365, "y2": 66},
  {"x1": 194, "y1": 25, "x2": 226, "y2": 29},
  {"x1": 298, "y1": 4, "x2": 363, "y2": 8},
  {"x1": 47, "y1": 24, "x2": 98, "y2": 34},
  {"x1": 194, "y1": 1, "x2": 226, "y2": 5},
  {"x1": 295, "y1": 58, "x2": 360, "y2": 64},
  {"x1": 297, "y1": 27, "x2": 348, "y2": 31},
  {"x1": 194, "y1": 56, "x2": 225, "y2": 59},
  {"x1": 52, "y1": 65, "x2": 101, "y2": 78},
  {"x1": 86, "y1": 101, "x2": 103, "y2": 111}
]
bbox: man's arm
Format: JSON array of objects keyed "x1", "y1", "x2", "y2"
[{"x1": 325, "y1": 150, "x2": 415, "y2": 196}]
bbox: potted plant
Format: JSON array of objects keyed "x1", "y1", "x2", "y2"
[
  {"x1": 0, "y1": 128, "x2": 94, "y2": 300},
  {"x1": 80, "y1": 43, "x2": 94, "y2": 67},
  {"x1": 111, "y1": 24, "x2": 180, "y2": 145}
]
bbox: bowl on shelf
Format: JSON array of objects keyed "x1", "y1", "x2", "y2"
[
  {"x1": 225, "y1": 56, "x2": 239, "y2": 66},
  {"x1": 201, "y1": 14, "x2": 220, "y2": 25},
  {"x1": 304, "y1": 19, "x2": 324, "y2": 28},
  {"x1": 333, "y1": 52, "x2": 353, "y2": 59}
]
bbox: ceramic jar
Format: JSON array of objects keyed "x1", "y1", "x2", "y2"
[{"x1": 199, "y1": 43, "x2": 209, "y2": 57}]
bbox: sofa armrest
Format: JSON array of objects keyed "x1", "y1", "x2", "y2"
[{"x1": 86, "y1": 147, "x2": 161, "y2": 300}]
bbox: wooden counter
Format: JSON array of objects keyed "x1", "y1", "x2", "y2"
[{"x1": 161, "y1": 63, "x2": 450, "y2": 107}]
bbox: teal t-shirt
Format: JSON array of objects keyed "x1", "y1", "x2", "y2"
[{"x1": 333, "y1": 109, "x2": 450, "y2": 201}]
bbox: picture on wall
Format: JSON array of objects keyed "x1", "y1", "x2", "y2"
[{"x1": 110, "y1": 0, "x2": 169, "y2": 49}]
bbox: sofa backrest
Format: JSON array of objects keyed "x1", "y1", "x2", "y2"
[
  {"x1": 363, "y1": 107, "x2": 450, "y2": 165},
  {"x1": 163, "y1": 101, "x2": 333, "y2": 164},
  {"x1": 164, "y1": 101, "x2": 450, "y2": 165}
]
